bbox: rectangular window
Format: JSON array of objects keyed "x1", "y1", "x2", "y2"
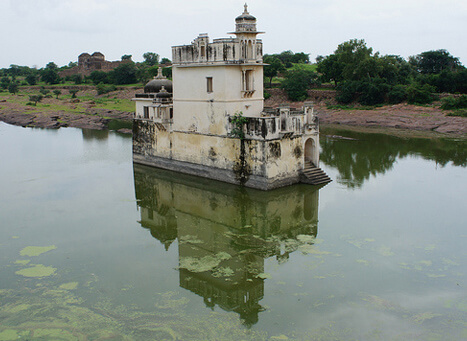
[
  {"x1": 245, "y1": 70, "x2": 253, "y2": 91},
  {"x1": 206, "y1": 77, "x2": 213, "y2": 93},
  {"x1": 143, "y1": 106, "x2": 149, "y2": 119}
]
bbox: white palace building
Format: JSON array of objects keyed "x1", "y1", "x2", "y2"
[{"x1": 132, "y1": 5, "x2": 330, "y2": 190}]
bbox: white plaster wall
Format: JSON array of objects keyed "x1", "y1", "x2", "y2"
[{"x1": 173, "y1": 65, "x2": 264, "y2": 135}]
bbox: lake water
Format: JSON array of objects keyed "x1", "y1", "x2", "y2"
[{"x1": 0, "y1": 122, "x2": 466, "y2": 340}]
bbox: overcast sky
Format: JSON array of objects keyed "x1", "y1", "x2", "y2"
[{"x1": 1, "y1": 0, "x2": 466, "y2": 69}]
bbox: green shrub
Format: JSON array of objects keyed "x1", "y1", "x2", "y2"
[
  {"x1": 406, "y1": 83, "x2": 437, "y2": 105},
  {"x1": 446, "y1": 110, "x2": 467, "y2": 117},
  {"x1": 357, "y1": 80, "x2": 389, "y2": 106},
  {"x1": 96, "y1": 83, "x2": 117, "y2": 95},
  {"x1": 387, "y1": 85, "x2": 407, "y2": 104},
  {"x1": 264, "y1": 91, "x2": 271, "y2": 100},
  {"x1": 440, "y1": 95, "x2": 467, "y2": 110},
  {"x1": 336, "y1": 81, "x2": 358, "y2": 104},
  {"x1": 28, "y1": 94, "x2": 43, "y2": 106}
]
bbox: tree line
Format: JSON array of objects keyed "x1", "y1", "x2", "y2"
[
  {"x1": 263, "y1": 41, "x2": 466, "y2": 107},
  {"x1": 0, "y1": 52, "x2": 172, "y2": 93}
]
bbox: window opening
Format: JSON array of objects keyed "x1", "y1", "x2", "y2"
[{"x1": 207, "y1": 77, "x2": 213, "y2": 93}]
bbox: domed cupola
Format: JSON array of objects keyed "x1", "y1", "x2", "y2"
[
  {"x1": 235, "y1": 4, "x2": 257, "y2": 33},
  {"x1": 144, "y1": 67, "x2": 173, "y2": 94},
  {"x1": 236, "y1": 4, "x2": 256, "y2": 22},
  {"x1": 155, "y1": 86, "x2": 172, "y2": 103}
]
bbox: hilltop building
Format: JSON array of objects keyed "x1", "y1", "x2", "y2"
[
  {"x1": 59, "y1": 52, "x2": 129, "y2": 78},
  {"x1": 132, "y1": 5, "x2": 330, "y2": 190}
]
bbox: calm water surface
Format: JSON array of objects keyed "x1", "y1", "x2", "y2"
[{"x1": 0, "y1": 122, "x2": 466, "y2": 340}]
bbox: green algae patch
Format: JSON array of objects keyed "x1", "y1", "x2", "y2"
[
  {"x1": 2, "y1": 303, "x2": 31, "y2": 314},
  {"x1": 212, "y1": 267, "x2": 234, "y2": 278},
  {"x1": 14, "y1": 259, "x2": 30, "y2": 265},
  {"x1": 0, "y1": 329, "x2": 19, "y2": 341},
  {"x1": 256, "y1": 273, "x2": 271, "y2": 279},
  {"x1": 20, "y1": 245, "x2": 56, "y2": 257},
  {"x1": 179, "y1": 252, "x2": 231, "y2": 273},
  {"x1": 59, "y1": 282, "x2": 78, "y2": 290},
  {"x1": 32, "y1": 328, "x2": 78, "y2": 340},
  {"x1": 15, "y1": 264, "x2": 56, "y2": 278},
  {"x1": 412, "y1": 312, "x2": 442, "y2": 324}
]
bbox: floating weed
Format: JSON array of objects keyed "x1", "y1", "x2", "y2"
[
  {"x1": 0, "y1": 329, "x2": 19, "y2": 341},
  {"x1": 59, "y1": 282, "x2": 78, "y2": 290},
  {"x1": 155, "y1": 292, "x2": 190, "y2": 310},
  {"x1": 340, "y1": 235, "x2": 374, "y2": 249},
  {"x1": 179, "y1": 252, "x2": 231, "y2": 273},
  {"x1": 442, "y1": 258, "x2": 459, "y2": 266},
  {"x1": 296, "y1": 234, "x2": 315, "y2": 243},
  {"x1": 14, "y1": 260, "x2": 30, "y2": 265},
  {"x1": 356, "y1": 259, "x2": 370, "y2": 266},
  {"x1": 256, "y1": 273, "x2": 271, "y2": 279},
  {"x1": 270, "y1": 335, "x2": 289, "y2": 340},
  {"x1": 298, "y1": 245, "x2": 331, "y2": 255},
  {"x1": 11, "y1": 236, "x2": 19, "y2": 239},
  {"x1": 412, "y1": 312, "x2": 442, "y2": 324},
  {"x1": 20, "y1": 245, "x2": 56, "y2": 257},
  {"x1": 2, "y1": 304, "x2": 31, "y2": 314},
  {"x1": 399, "y1": 262, "x2": 411, "y2": 270},
  {"x1": 378, "y1": 246, "x2": 394, "y2": 257},
  {"x1": 15, "y1": 264, "x2": 56, "y2": 278},
  {"x1": 420, "y1": 260, "x2": 433, "y2": 267},
  {"x1": 362, "y1": 294, "x2": 399, "y2": 311},
  {"x1": 32, "y1": 328, "x2": 78, "y2": 340},
  {"x1": 425, "y1": 244, "x2": 437, "y2": 251},
  {"x1": 427, "y1": 274, "x2": 446, "y2": 278},
  {"x1": 455, "y1": 301, "x2": 467, "y2": 312},
  {"x1": 212, "y1": 267, "x2": 234, "y2": 278},
  {"x1": 179, "y1": 235, "x2": 203, "y2": 244}
]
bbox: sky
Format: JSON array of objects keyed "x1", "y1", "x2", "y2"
[{"x1": 1, "y1": 0, "x2": 466, "y2": 69}]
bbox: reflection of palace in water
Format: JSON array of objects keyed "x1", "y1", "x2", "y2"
[{"x1": 133, "y1": 164, "x2": 321, "y2": 326}]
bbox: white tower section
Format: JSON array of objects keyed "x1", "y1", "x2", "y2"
[{"x1": 171, "y1": 4, "x2": 264, "y2": 136}]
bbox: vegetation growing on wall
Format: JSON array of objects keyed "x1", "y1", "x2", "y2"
[{"x1": 230, "y1": 112, "x2": 251, "y2": 186}]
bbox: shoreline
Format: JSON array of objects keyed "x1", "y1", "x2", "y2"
[{"x1": 1, "y1": 87, "x2": 466, "y2": 138}]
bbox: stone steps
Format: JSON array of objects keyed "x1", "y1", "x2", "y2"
[{"x1": 301, "y1": 161, "x2": 332, "y2": 186}]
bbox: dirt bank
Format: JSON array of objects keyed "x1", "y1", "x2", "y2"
[
  {"x1": 1, "y1": 87, "x2": 466, "y2": 137},
  {"x1": 265, "y1": 88, "x2": 467, "y2": 137}
]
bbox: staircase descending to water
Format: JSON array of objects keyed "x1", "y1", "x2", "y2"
[{"x1": 301, "y1": 160, "x2": 332, "y2": 186}]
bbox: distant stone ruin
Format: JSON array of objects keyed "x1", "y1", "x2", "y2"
[{"x1": 59, "y1": 52, "x2": 130, "y2": 77}]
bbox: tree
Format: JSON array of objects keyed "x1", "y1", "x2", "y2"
[
  {"x1": 263, "y1": 56, "x2": 285, "y2": 87},
  {"x1": 409, "y1": 49, "x2": 461, "y2": 74},
  {"x1": 406, "y1": 83, "x2": 436, "y2": 104},
  {"x1": 121, "y1": 55, "x2": 132, "y2": 61},
  {"x1": 45, "y1": 62, "x2": 58, "y2": 70},
  {"x1": 281, "y1": 67, "x2": 318, "y2": 101},
  {"x1": 25, "y1": 74, "x2": 38, "y2": 85},
  {"x1": 143, "y1": 52, "x2": 160, "y2": 66},
  {"x1": 160, "y1": 58, "x2": 172, "y2": 65},
  {"x1": 162, "y1": 67, "x2": 172, "y2": 79},
  {"x1": 89, "y1": 71, "x2": 110, "y2": 85},
  {"x1": 8, "y1": 82, "x2": 19, "y2": 94},
  {"x1": 316, "y1": 54, "x2": 344, "y2": 86},
  {"x1": 29, "y1": 94, "x2": 43, "y2": 106},
  {"x1": 111, "y1": 62, "x2": 137, "y2": 84},
  {"x1": 69, "y1": 89, "x2": 79, "y2": 98},
  {"x1": 41, "y1": 68, "x2": 60, "y2": 84},
  {"x1": 53, "y1": 89, "x2": 61, "y2": 99},
  {"x1": 1, "y1": 76, "x2": 11, "y2": 90}
]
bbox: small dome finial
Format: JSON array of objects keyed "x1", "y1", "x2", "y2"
[
  {"x1": 156, "y1": 67, "x2": 163, "y2": 79},
  {"x1": 244, "y1": 3, "x2": 248, "y2": 14}
]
